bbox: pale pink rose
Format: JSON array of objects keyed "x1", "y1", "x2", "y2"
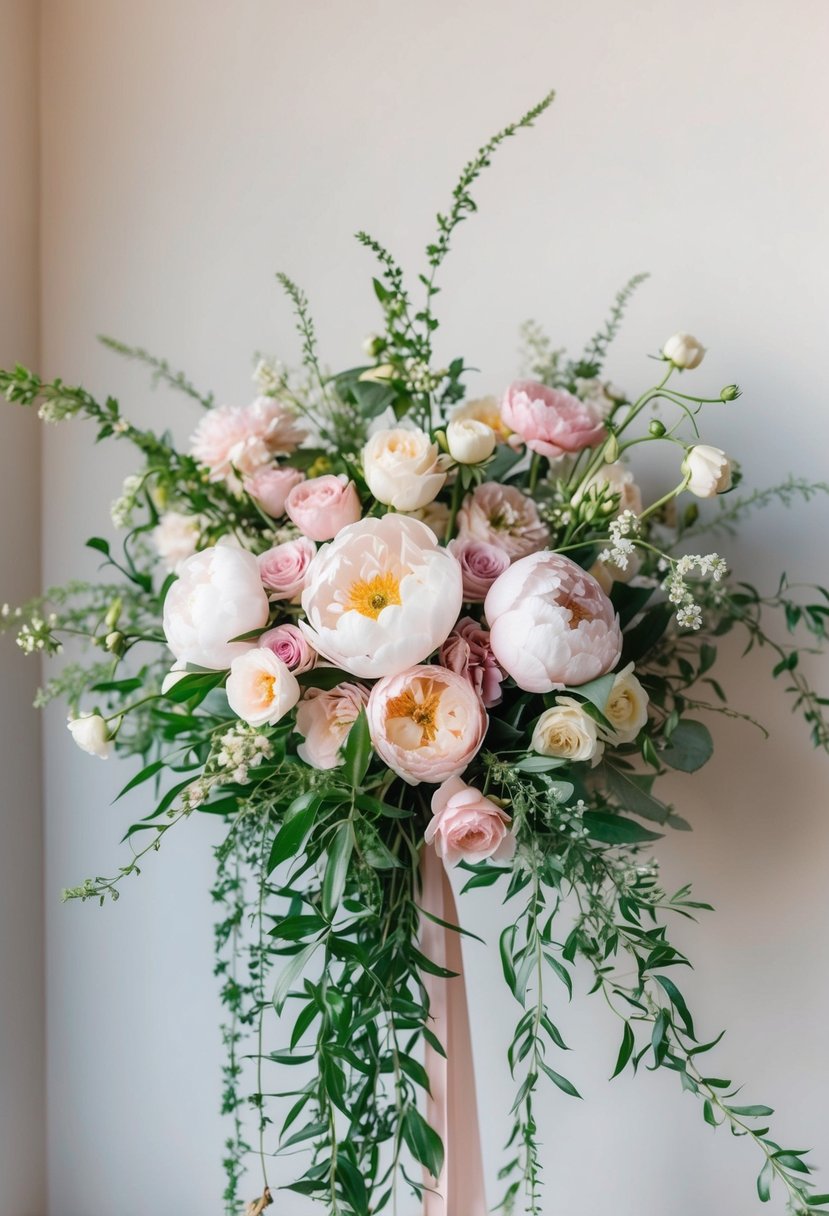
[
  {"x1": 259, "y1": 623, "x2": 317, "y2": 674},
  {"x1": 258, "y1": 537, "x2": 317, "y2": 602},
  {"x1": 367, "y1": 664, "x2": 487, "y2": 785},
  {"x1": 163, "y1": 546, "x2": 270, "y2": 670},
  {"x1": 456, "y1": 482, "x2": 548, "y2": 559},
  {"x1": 285, "y1": 474, "x2": 363, "y2": 542},
  {"x1": 501, "y1": 379, "x2": 606, "y2": 460},
  {"x1": 438, "y1": 617, "x2": 505, "y2": 709},
  {"x1": 295, "y1": 682, "x2": 370, "y2": 770},
  {"x1": 244, "y1": 466, "x2": 305, "y2": 517},
  {"x1": 484, "y1": 551, "x2": 622, "y2": 692},
  {"x1": 300, "y1": 515, "x2": 463, "y2": 679},
  {"x1": 226, "y1": 647, "x2": 301, "y2": 727},
  {"x1": 190, "y1": 398, "x2": 305, "y2": 486},
  {"x1": 447, "y1": 538, "x2": 511, "y2": 602},
  {"x1": 425, "y1": 776, "x2": 515, "y2": 866}
]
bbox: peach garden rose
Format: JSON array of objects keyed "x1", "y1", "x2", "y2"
[{"x1": 425, "y1": 776, "x2": 514, "y2": 866}]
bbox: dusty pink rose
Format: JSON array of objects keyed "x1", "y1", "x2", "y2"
[
  {"x1": 501, "y1": 379, "x2": 606, "y2": 460},
  {"x1": 447, "y1": 538, "x2": 511, "y2": 602},
  {"x1": 244, "y1": 466, "x2": 305, "y2": 517},
  {"x1": 295, "y1": 682, "x2": 370, "y2": 770},
  {"x1": 438, "y1": 617, "x2": 505, "y2": 709},
  {"x1": 456, "y1": 481, "x2": 548, "y2": 559},
  {"x1": 259, "y1": 623, "x2": 317, "y2": 674},
  {"x1": 258, "y1": 537, "x2": 317, "y2": 602},
  {"x1": 367, "y1": 664, "x2": 487, "y2": 785},
  {"x1": 190, "y1": 398, "x2": 306, "y2": 486},
  {"x1": 485, "y1": 551, "x2": 622, "y2": 692},
  {"x1": 425, "y1": 776, "x2": 514, "y2": 866},
  {"x1": 285, "y1": 474, "x2": 362, "y2": 542}
]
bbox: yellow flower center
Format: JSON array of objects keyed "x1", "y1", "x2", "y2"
[
  {"x1": 256, "y1": 672, "x2": 277, "y2": 703},
  {"x1": 346, "y1": 572, "x2": 402, "y2": 619},
  {"x1": 385, "y1": 688, "x2": 441, "y2": 745},
  {"x1": 565, "y1": 601, "x2": 593, "y2": 629}
]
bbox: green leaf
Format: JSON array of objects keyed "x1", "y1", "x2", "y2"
[
  {"x1": 267, "y1": 794, "x2": 321, "y2": 874},
  {"x1": 297, "y1": 666, "x2": 353, "y2": 691},
  {"x1": 402, "y1": 1106, "x2": 444, "y2": 1178},
  {"x1": 654, "y1": 975, "x2": 696, "y2": 1040},
  {"x1": 164, "y1": 670, "x2": 224, "y2": 704},
  {"x1": 757, "y1": 1159, "x2": 773, "y2": 1201},
  {"x1": 341, "y1": 710, "x2": 372, "y2": 787},
  {"x1": 86, "y1": 536, "x2": 111, "y2": 557},
  {"x1": 273, "y1": 941, "x2": 319, "y2": 1015},
  {"x1": 322, "y1": 823, "x2": 353, "y2": 919},
  {"x1": 336, "y1": 1157, "x2": 370, "y2": 1215},
  {"x1": 419, "y1": 905, "x2": 485, "y2": 944},
  {"x1": 114, "y1": 758, "x2": 164, "y2": 801},
  {"x1": 605, "y1": 763, "x2": 675, "y2": 826},
  {"x1": 660, "y1": 719, "x2": 714, "y2": 773},
  {"x1": 727, "y1": 1104, "x2": 774, "y2": 1118},
  {"x1": 539, "y1": 1061, "x2": 582, "y2": 1098},
  {"x1": 568, "y1": 672, "x2": 616, "y2": 716},
  {"x1": 703, "y1": 1099, "x2": 718, "y2": 1128},
  {"x1": 583, "y1": 810, "x2": 662, "y2": 845},
  {"x1": 611, "y1": 1022, "x2": 635, "y2": 1079},
  {"x1": 514, "y1": 755, "x2": 566, "y2": 773}
]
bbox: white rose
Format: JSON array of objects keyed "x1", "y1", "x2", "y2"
[
  {"x1": 602, "y1": 662, "x2": 649, "y2": 743},
  {"x1": 662, "y1": 333, "x2": 705, "y2": 370},
  {"x1": 226, "y1": 647, "x2": 301, "y2": 727},
  {"x1": 362, "y1": 426, "x2": 447, "y2": 511},
  {"x1": 67, "y1": 713, "x2": 112, "y2": 759},
  {"x1": 683, "y1": 444, "x2": 733, "y2": 498},
  {"x1": 151, "y1": 511, "x2": 202, "y2": 573},
  {"x1": 162, "y1": 546, "x2": 270, "y2": 670},
  {"x1": 531, "y1": 697, "x2": 603, "y2": 765},
  {"x1": 450, "y1": 396, "x2": 511, "y2": 440},
  {"x1": 446, "y1": 418, "x2": 496, "y2": 464},
  {"x1": 574, "y1": 461, "x2": 643, "y2": 517}
]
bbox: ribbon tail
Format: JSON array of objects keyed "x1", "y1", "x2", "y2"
[{"x1": 419, "y1": 845, "x2": 488, "y2": 1216}]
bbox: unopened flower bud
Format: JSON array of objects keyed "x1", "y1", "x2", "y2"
[
  {"x1": 105, "y1": 631, "x2": 126, "y2": 656},
  {"x1": 362, "y1": 333, "x2": 386, "y2": 359},
  {"x1": 649, "y1": 419, "x2": 667, "y2": 438},
  {"x1": 662, "y1": 333, "x2": 705, "y2": 370},
  {"x1": 720, "y1": 384, "x2": 740, "y2": 402},
  {"x1": 603, "y1": 432, "x2": 619, "y2": 462},
  {"x1": 104, "y1": 598, "x2": 122, "y2": 629},
  {"x1": 446, "y1": 418, "x2": 496, "y2": 464}
]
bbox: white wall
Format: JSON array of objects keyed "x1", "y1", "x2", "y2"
[
  {"x1": 0, "y1": 3, "x2": 46, "y2": 1214},
  {"x1": 35, "y1": 1, "x2": 829, "y2": 1214}
]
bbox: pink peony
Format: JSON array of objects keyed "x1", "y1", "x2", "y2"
[
  {"x1": 258, "y1": 537, "x2": 317, "y2": 602},
  {"x1": 244, "y1": 466, "x2": 305, "y2": 517},
  {"x1": 367, "y1": 664, "x2": 487, "y2": 785},
  {"x1": 295, "y1": 682, "x2": 370, "y2": 770},
  {"x1": 425, "y1": 776, "x2": 514, "y2": 866},
  {"x1": 484, "y1": 551, "x2": 622, "y2": 692},
  {"x1": 163, "y1": 546, "x2": 270, "y2": 670},
  {"x1": 259, "y1": 623, "x2": 317, "y2": 673},
  {"x1": 190, "y1": 398, "x2": 306, "y2": 486},
  {"x1": 438, "y1": 617, "x2": 505, "y2": 709},
  {"x1": 456, "y1": 481, "x2": 548, "y2": 559},
  {"x1": 501, "y1": 379, "x2": 606, "y2": 460},
  {"x1": 447, "y1": 538, "x2": 511, "y2": 602},
  {"x1": 285, "y1": 474, "x2": 363, "y2": 542}
]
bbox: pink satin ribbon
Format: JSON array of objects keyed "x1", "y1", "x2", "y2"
[{"x1": 419, "y1": 846, "x2": 488, "y2": 1216}]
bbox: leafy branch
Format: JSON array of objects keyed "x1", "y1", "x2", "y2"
[{"x1": 98, "y1": 335, "x2": 215, "y2": 409}]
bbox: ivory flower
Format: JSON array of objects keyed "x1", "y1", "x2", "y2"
[
  {"x1": 456, "y1": 482, "x2": 548, "y2": 559},
  {"x1": 484, "y1": 552, "x2": 622, "y2": 692},
  {"x1": 226, "y1": 647, "x2": 300, "y2": 727},
  {"x1": 531, "y1": 698, "x2": 603, "y2": 765},
  {"x1": 258, "y1": 537, "x2": 317, "y2": 601},
  {"x1": 367, "y1": 664, "x2": 487, "y2": 785},
  {"x1": 151, "y1": 511, "x2": 202, "y2": 573},
  {"x1": 663, "y1": 333, "x2": 705, "y2": 370},
  {"x1": 683, "y1": 445, "x2": 733, "y2": 498},
  {"x1": 285, "y1": 475, "x2": 362, "y2": 541},
  {"x1": 601, "y1": 662, "x2": 649, "y2": 743},
  {"x1": 450, "y1": 396, "x2": 511, "y2": 441},
  {"x1": 67, "y1": 713, "x2": 112, "y2": 759},
  {"x1": 295, "y1": 682, "x2": 369, "y2": 770},
  {"x1": 163, "y1": 546, "x2": 270, "y2": 670},
  {"x1": 362, "y1": 427, "x2": 446, "y2": 511},
  {"x1": 501, "y1": 380, "x2": 606, "y2": 460},
  {"x1": 446, "y1": 418, "x2": 496, "y2": 464},
  {"x1": 425, "y1": 777, "x2": 514, "y2": 865},
  {"x1": 300, "y1": 515, "x2": 463, "y2": 679}
]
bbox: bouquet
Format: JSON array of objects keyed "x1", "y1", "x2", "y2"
[{"x1": 3, "y1": 89, "x2": 828, "y2": 1216}]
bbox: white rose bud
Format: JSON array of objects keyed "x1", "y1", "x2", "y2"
[
  {"x1": 226, "y1": 647, "x2": 301, "y2": 728},
  {"x1": 662, "y1": 332, "x2": 705, "y2": 370},
  {"x1": 67, "y1": 713, "x2": 113, "y2": 759},
  {"x1": 446, "y1": 418, "x2": 496, "y2": 465},
  {"x1": 601, "y1": 662, "x2": 649, "y2": 744},
  {"x1": 531, "y1": 697, "x2": 603, "y2": 765},
  {"x1": 683, "y1": 444, "x2": 733, "y2": 498}
]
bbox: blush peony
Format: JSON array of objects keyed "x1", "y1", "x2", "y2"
[
  {"x1": 295, "y1": 682, "x2": 370, "y2": 770},
  {"x1": 300, "y1": 515, "x2": 463, "y2": 679},
  {"x1": 424, "y1": 776, "x2": 514, "y2": 866},
  {"x1": 501, "y1": 379, "x2": 606, "y2": 460},
  {"x1": 456, "y1": 482, "x2": 548, "y2": 559},
  {"x1": 367, "y1": 665, "x2": 487, "y2": 785},
  {"x1": 190, "y1": 398, "x2": 306, "y2": 487},
  {"x1": 484, "y1": 551, "x2": 622, "y2": 692},
  {"x1": 163, "y1": 546, "x2": 270, "y2": 670}
]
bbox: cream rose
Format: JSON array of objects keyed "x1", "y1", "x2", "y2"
[
  {"x1": 67, "y1": 713, "x2": 113, "y2": 759},
  {"x1": 531, "y1": 697, "x2": 603, "y2": 765},
  {"x1": 601, "y1": 662, "x2": 649, "y2": 744},
  {"x1": 362, "y1": 426, "x2": 446, "y2": 511},
  {"x1": 683, "y1": 445, "x2": 733, "y2": 498},
  {"x1": 226, "y1": 647, "x2": 301, "y2": 727},
  {"x1": 662, "y1": 333, "x2": 705, "y2": 370},
  {"x1": 446, "y1": 418, "x2": 496, "y2": 464},
  {"x1": 450, "y1": 396, "x2": 511, "y2": 441}
]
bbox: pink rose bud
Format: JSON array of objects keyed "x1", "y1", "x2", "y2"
[
  {"x1": 258, "y1": 537, "x2": 317, "y2": 602},
  {"x1": 244, "y1": 466, "x2": 305, "y2": 517},
  {"x1": 295, "y1": 682, "x2": 370, "y2": 770},
  {"x1": 285, "y1": 474, "x2": 363, "y2": 542},
  {"x1": 259, "y1": 623, "x2": 317, "y2": 673},
  {"x1": 447, "y1": 538, "x2": 511, "y2": 602},
  {"x1": 501, "y1": 379, "x2": 606, "y2": 460},
  {"x1": 439, "y1": 617, "x2": 505, "y2": 708},
  {"x1": 425, "y1": 776, "x2": 515, "y2": 866}
]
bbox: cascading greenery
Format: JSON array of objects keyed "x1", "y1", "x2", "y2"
[{"x1": 2, "y1": 89, "x2": 829, "y2": 1216}]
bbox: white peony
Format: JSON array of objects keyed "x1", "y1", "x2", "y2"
[
  {"x1": 226, "y1": 648, "x2": 300, "y2": 727},
  {"x1": 531, "y1": 698, "x2": 603, "y2": 765},
  {"x1": 162, "y1": 546, "x2": 270, "y2": 670},
  {"x1": 683, "y1": 445, "x2": 733, "y2": 498},
  {"x1": 300, "y1": 514, "x2": 463, "y2": 679},
  {"x1": 662, "y1": 333, "x2": 705, "y2": 370},
  {"x1": 362, "y1": 426, "x2": 446, "y2": 511},
  {"x1": 151, "y1": 511, "x2": 202, "y2": 572},
  {"x1": 67, "y1": 713, "x2": 112, "y2": 759},
  {"x1": 446, "y1": 418, "x2": 496, "y2": 464},
  {"x1": 601, "y1": 662, "x2": 649, "y2": 743}
]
